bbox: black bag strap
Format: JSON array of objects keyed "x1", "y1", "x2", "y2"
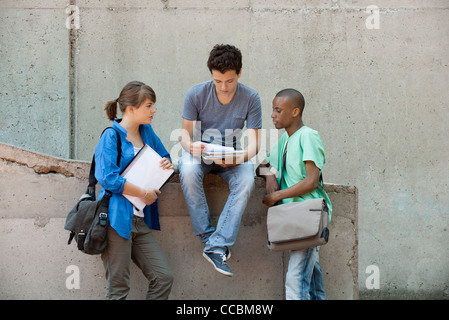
[
  {"x1": 280, "y1": 139, "x2": 323, "y2": 185},
  {"x1": 279, "y1": 137, "x2": 329, "y2": 213},
  {"x1": 87, "y1": 127, "x2": 122, "y2": 194}
]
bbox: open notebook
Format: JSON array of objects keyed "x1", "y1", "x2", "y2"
[
  {"x1": 201, "y1": 142, "x2": 245, "y2": 160},
  {"x1": 120, "y1": 144, "x2": 174, "y2": 211}
]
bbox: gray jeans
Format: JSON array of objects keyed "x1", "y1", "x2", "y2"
[{"x1": 101, "y1": 216, "x2": 173, "y2": 300}]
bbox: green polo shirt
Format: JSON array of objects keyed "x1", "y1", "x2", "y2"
[{"x1": 266, "y1": 126, "x2": 332, "y2": 220}]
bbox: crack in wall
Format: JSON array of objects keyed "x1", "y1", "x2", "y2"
[
  {"x1": 68, "y1": 0, "x2": 78, "y2": 159},
  {"x1": 2, "y1": 157, "x2": 76, "y2": 177},
  {"x1": 0, "y1": 143, "x2": 90, "y2": 179}
]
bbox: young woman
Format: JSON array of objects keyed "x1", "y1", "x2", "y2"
[{"x1": 94, "y1": 81, "x2": 174, "y2": 300}]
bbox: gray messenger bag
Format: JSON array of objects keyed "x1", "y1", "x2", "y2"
[
  {"x1": 267, "y1": 197, "x2": 329, "y2": 251},
  {"x1": 266, "y1": 140, "x2": 329, "y2": 251}
]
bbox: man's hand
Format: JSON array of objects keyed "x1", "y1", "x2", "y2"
[
  {"x1": 213, "y1": 155, "x2": 245, "y2": 168},
  {"x1": 190, "y1": 141, "x2": 206, "y2": 157}
]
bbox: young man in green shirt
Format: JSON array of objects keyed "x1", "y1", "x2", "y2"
[{"x1": 257, "y1": 88, "x2": 332, "y2": 300}]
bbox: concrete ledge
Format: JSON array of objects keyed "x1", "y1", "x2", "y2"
[{"x1": 0, "y1": 142, "x2": 358, "y2": 299}]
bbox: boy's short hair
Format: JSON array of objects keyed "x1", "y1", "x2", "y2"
[
  {"x1": 207, "y1": 44, "x2": 242, "y2": 75},
  {"x1": 276, "y1": 88, "x2": 305, "y2": 116}
]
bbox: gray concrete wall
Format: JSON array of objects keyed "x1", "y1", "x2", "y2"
[
  {"x1": 0, "y1": 142, "x2": 357, "y2": 299},
  {"x1": 1, "y1": 1, "x2": 448, "y2": 299}
]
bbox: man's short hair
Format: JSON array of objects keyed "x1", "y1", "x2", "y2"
[
  {"x1": 207, "y1": 44, "x2": 242, "y2": 75},
  {"x1": 276, "y1": 88, "x2": 305, "y2": 116}
]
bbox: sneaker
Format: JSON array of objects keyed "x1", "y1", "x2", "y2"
[
  {"x1": 225, "y1": 247, "x2": 231, "y2": 261},
  {"x1": 203, "y1": 252, "x2": 233, "y2": 277}
]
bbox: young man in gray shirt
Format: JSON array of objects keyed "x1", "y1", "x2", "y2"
[{"x1": 178, "y1": 44, "x2": 262, "y2": 276}]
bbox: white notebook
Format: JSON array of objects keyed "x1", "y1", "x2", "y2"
[
  {"x1": 200, "y1": 142, "x2": 245, "y2": 160},
  {"x1": 120, "y1": 144, "x2": 174, "y2": 211}
]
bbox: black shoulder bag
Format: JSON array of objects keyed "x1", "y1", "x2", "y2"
[{"x1": 64, "y1": 127, "x2": 121, "y2": 255}]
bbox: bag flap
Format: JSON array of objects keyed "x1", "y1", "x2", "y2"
[
  {"x1": 267, "y1": 198, "x2": 324, "y2": 243},
  {"x1": 64, "y1": 197, "x2": 100, "y2": 232}
]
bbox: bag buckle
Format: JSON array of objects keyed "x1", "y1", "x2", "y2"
[{"x1": 99, "y1": 212, "x2": 108, "y2": 227}]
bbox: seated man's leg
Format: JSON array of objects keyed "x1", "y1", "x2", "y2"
[
  {"x1": 178, "y1": 151, "x2": 215, "y2": 243},
  {"x1": 204, "y1": 161, "x2": 255, "y2": 255}
]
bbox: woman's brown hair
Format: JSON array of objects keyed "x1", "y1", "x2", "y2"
[{"x1": 104, "y1": 81, "x2": 156, "y2": 120}]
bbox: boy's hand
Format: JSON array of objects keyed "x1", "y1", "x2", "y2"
[
  {"x1": 263, "y1": 176, "x2": 281, "y2": 207},
  {"x1": 263, "y1": 191, "x2": 281, "y2": 207},
  {"x1": 265, "y1": 174, "x2": 279, "y2": 195}
]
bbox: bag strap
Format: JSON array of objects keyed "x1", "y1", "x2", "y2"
[
  {"x1": 280, "y1": 139, "x2": 323, "y2": 185},
  {"x1": 280, "y1": 136, "x2": 329, "y2": 213},
  {"x1": 279, "y1": 140, "x2": 288, "y2": 183},
  {"x1": 87, "y1": 127, "x2": 122, "y2": 194}
]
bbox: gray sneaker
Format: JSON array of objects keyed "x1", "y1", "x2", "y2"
[{"x1": 203, "y1": 252, "x2": 233, "y2": 277}]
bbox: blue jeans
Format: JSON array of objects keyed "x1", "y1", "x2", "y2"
[
  {"x1": 285, "y1": 247, "x2": 326, "y2": 300},
  {"x1": 178, "y1": 151, "x2": 255, "y2": 255}
]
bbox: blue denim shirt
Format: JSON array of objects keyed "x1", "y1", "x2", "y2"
[{"x1": 94, "y1": 120, "x2": 171, "y2": 239}]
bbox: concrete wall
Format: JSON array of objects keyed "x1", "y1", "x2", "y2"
[
  {"x1": 1, "y1": 1, "x2": 448, "y2": 299},
  {"x1": 0, "y1": 142, "x2": 357, "y2": 300}
]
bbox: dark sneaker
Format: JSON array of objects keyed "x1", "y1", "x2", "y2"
[
  {"x1": 225, "y1": 247, "x2": 231, "y2": 261},
  {"x1": 203, "y1": 252, "x2": 233, "y2": 277}
]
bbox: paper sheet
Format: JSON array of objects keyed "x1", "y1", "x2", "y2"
[
  {"x1": 200, "y1": 142, "x2": 245, "y2": 160},
  {"x1": 120, "y1": 144, "x2": 174, "y2": 211}
]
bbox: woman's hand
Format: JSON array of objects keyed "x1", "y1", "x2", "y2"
[
  {"x1": 141, "y1": 188, "x2": 161, "y2": 206},
  {"x1": 160, "y1": 157, "x2": 174, "y2": 170}
]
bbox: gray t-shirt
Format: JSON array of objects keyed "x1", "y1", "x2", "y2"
[{"x1": 182, "y1": 80, "x2": 262, "y2": 149}]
